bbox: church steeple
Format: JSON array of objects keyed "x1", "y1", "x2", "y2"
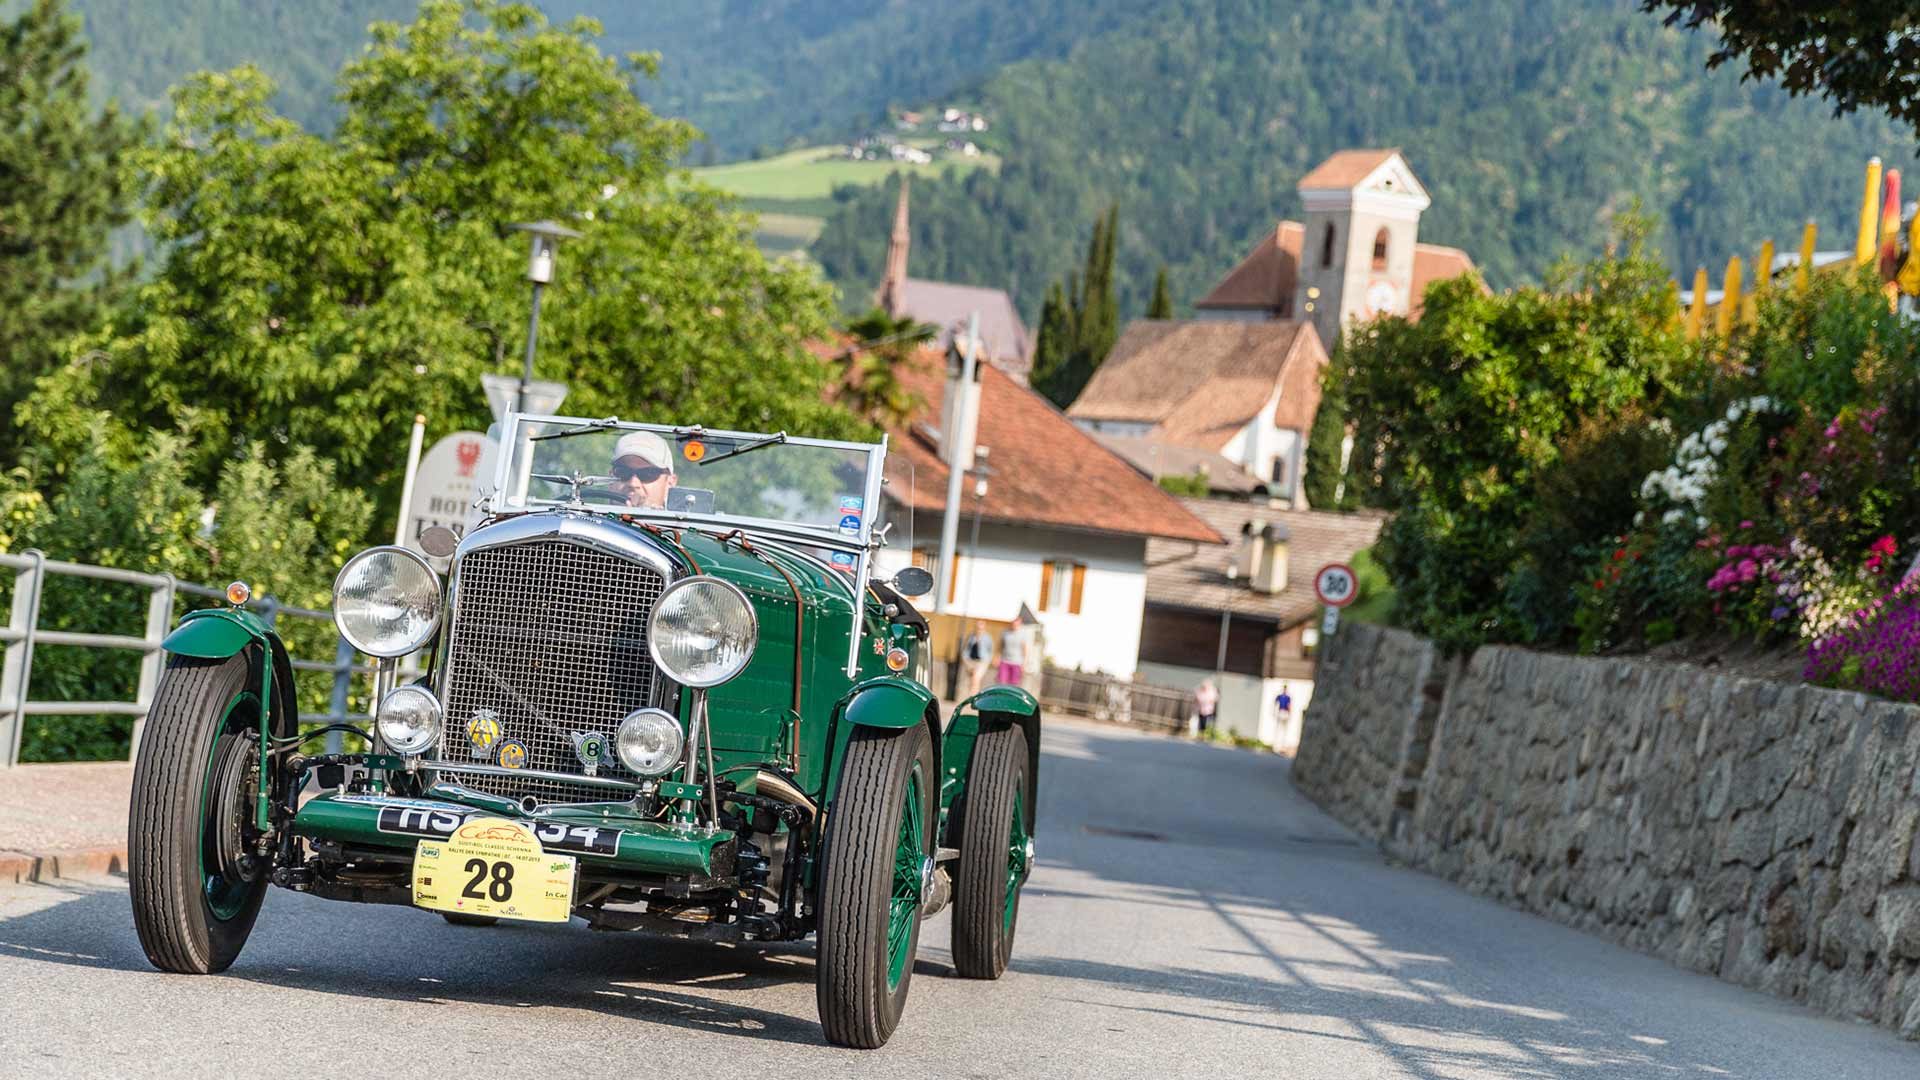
[{"x1": 876, "y1": 177, "x2": 911, "y2": 315}]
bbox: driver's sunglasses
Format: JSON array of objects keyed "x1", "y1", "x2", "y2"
[{"x1": 612, "y1": 463, "x2": 669, "y2": 483}]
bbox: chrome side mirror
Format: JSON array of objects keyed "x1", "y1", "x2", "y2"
[{"x1": 890, "y1": 566, "x2": 935, "y2": 597}]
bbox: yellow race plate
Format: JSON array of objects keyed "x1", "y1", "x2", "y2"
[{"x1": 411, "y1": 817, "x2": 576, "y2": 923}]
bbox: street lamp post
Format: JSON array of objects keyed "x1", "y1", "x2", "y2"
[
  {"x1": 510, "y1": 220, "x2": 582, "y2": 413},
  {"x1": 961, "y1": 446, "x2": 993, "y2": 615}
]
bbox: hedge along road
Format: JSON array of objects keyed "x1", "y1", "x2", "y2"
[{"x1": 1, "y1": 717, "x2": 1914, "y2": 1078}]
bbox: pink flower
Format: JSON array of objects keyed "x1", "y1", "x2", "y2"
[
  {"x1": 1824, "y1": 422, "x2": 1841, "y2": 438},
  {"x1": 1739, "y1": 520, "x2": 1754, "y2": 530}
]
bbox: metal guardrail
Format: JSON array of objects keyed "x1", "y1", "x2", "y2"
[
  {"x1": 0, "y1": 549, "x2": 377, "y2": 767},
  {"x1": 1038, "y1": 666, "x2": 1189, "y2": 732}
]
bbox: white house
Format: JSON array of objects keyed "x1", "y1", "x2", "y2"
[{"x1": 870, "y1": 348, "x2": 1221, "y2": 687}]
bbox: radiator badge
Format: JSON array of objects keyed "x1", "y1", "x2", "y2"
[
  {"x1": 466, "y1": 710, "x2": 502, "y2": 760},
  {"x1": 570, "y1": 730, "x2": 610, "y2": 776},
  {"x1": 497, "y1": 739, "x2": 529, "y2": 770}
]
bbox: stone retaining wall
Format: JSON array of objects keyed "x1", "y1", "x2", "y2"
[{"x1": 1295, "y1": 622, "x2": 1920, "y2": 1040}]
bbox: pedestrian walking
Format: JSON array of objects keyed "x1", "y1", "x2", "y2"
[
  {"x1": 1194, "y1": 678, "x2": 1219, "y2": 735},
  {"x1": 997, "y1": 615, "x2": 1027, "y2": 687},
  {"x1": 1274, "y1": 683, "x2": 1293, "y2": 728},
  {"x1": 962, "y1": 620, "x2": 994, "y2": 696}
]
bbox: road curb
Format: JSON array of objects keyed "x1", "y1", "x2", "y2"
[{"x1": 0, "y1": 846, "x2": 127, "y2": 887}]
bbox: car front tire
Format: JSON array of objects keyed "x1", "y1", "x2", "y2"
[
  {"x1": 951, "y1": 725, "x2": 1030, "y2": 979},
  {"x1": 128, "y1": 653, "x2": 270, "y2": 975},
  {"x1": 815, "y1": 723, "x2": 934, "y2": 1048}
]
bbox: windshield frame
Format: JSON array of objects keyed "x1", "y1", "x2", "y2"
[{"x1": 485, "y1": 413, "x2": 892, "y2": 677}]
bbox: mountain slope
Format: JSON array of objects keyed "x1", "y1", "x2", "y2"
[{"x1": 810, "y1": 0, "x2": 1920, "y2": 319}]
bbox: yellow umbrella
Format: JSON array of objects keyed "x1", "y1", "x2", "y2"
[
  {"x1": 1755, "y1": 239, "x2": 1774, "y2": 294},
  {"x1": 1899, "y1": 213, "x2": 1920, "y2": 295},
  {"x1": 1685, "y1": 266, "x2": 1709, "y2": 338},
  {"x1": 1796, "y1": 221, "x2": 1817, "y2": 293},
  {"x1": 1715, "y1": 256, "x2": 1742, "y2": 338},
  {"x1": 1856, "y1": 157, "x2": 1883, "y2": 266}
]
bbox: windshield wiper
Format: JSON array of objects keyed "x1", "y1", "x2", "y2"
[
  {"x1": 696, "y1": 431, "x2": 787, "y2": 465},
  {"x1": 530, "y1": 416, "x2": 622, "y2": 442}
]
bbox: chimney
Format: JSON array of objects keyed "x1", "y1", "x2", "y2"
[
  {"x1": 1236, "y1": 521, "x2": 1264, "y2": 581},
  {"x1": 876, "y1": 177, "x2": 911, "y2": 315},
  {"x1": 1247, "y1": 521, "x2": 1290, "y2": 595},
  {"x1": 942, "y1": 329, "x2": 983, "y2": 468}
]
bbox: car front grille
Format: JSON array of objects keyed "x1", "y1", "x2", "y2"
[{"x1": 436, "y1": 537, "x2": 669, "y2": 803}]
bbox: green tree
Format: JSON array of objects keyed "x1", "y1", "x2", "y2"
[
  {"x1": 1302, "y1": 358, "x2": 1348, "y2": 509},
  {"x1": 1146, "y1": 265, "x2": 1174, "y2": 318},
  {"x1": 21, "y1": 0, "x2": 853, "y2": 526},
  {"x1": 11, "y1": 428, "x2": 374, "y2": 759},
  {"x1": 1642, "y1": 2, "x2": 1920, "y2": 134},
  {"x1": 839, "y1": 307, "x2": 932, "y2": 427},
  {"x1": 1032, "y1": 203, "x2": 1119, "y2": 409},
  {"x1": 0, "y1": 0, "x2": 142, "y2": 462},
  {"x1": 1340, "y1": 216, "x2": 1692, "y2": 649}
]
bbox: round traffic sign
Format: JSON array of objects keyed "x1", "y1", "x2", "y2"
[{"x1": 1314, "y1": 562, "x2": 1358, "y2": 608}]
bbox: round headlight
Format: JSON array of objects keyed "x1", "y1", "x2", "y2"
[
  {"x1": 648, "y1": 576, "x2": 757, "y2": 688},
  {"x1": 376, "y1": 686, "x2": 442, "y2": 756},
  {"x1": 333, "y1": 546, "x2": 441, "y2": 657},
  {"x1": 616, "y1": 708, "x2": 685, "y2": 777}
]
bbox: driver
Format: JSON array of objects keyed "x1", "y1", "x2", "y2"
[{"x1": 610, "y1": 431, "x2": 677, "y2": 508}]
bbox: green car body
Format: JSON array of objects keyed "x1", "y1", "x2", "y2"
[{"x1": 131, "y1": 418, "x2": 1040, "y2": 1048}]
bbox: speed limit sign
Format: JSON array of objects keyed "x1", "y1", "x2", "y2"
[{"x1": 1314, "y1": 563, "x2": 1358, "y2": 608}]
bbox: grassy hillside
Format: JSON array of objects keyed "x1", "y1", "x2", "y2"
[{"x1": 689, "y1": 141, "x2": 999, "y2": 256}]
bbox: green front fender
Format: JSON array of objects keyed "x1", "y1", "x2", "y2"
[
  {"x1": 951, "y1": 683, "x2": 1042, "y2": 836},
  {"x1": 819, "y1": 676, "x2": 941, "y2": 821},
  {"x1": 163, "y1": 606, "x2": 275, "y2": 659},
  {"x1": 839, "y1": 676, "x2": 936, "y2": 730},
  {"x1": 160, "y1": 606, "x2": 296, "y2": 831}
]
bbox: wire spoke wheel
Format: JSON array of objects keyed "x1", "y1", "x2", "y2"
[
  {"x1": 953, "y1": 724, "x2": 1030, "y2": 979},
  {"x1": 130, "y1": 653, "x2": 277, "y2": 975},
  {"x1": 816, "y1": 723, "x2": 934, "y2": 1048}
]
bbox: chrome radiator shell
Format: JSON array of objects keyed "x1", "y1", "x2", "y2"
[{"x1": 432, "y1": 514, "x2": 679, "y2": 804}]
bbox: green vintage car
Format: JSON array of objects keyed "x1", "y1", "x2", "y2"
[{"x1": 126, "y1": 415, "x2": 1039, "y2": 1048}]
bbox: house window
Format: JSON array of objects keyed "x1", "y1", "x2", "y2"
[
  {"x1": 1038, "y1": 559, "x2": 1086, "y2": 614},
  {"x1": 1371, "y1": 227, "x2": 1390, "y2": 270},
  {"x1": 1319, "y1": 223, "x2": 1337, "y2": 268}
]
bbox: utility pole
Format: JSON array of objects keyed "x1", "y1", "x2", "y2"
[{"x1": 934, "y1": 312, "x2": 980, "y2": 616}]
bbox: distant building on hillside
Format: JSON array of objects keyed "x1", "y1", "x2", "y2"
[
  {"x1": 1195, "y1": 149, "x2": 1475, "y2": 350},
  {"x1": 875, "y1": 178, "x2": 1033, "y2": 382}
]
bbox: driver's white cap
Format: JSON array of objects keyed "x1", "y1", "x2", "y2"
[{"x1": 612, "y1": 431, "x2": 672, "y2": 469}]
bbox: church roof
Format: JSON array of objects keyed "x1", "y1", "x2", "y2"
[
  {"x1": 1066, "y1": 319, "x2": 1325, "y2": 450},
  {"x1": 1297, "y1": 148, "x2": 1401, "y2": 190},
  {"x1": 893, "y1": 278, "x2": 1033, "y2": 381},
  {"x1": 1194, "y1": 221, "x2": 1304, "y2": 314},
  {"x1": 1193, "y1": 222, "x2": 1476, "y2": 319}
]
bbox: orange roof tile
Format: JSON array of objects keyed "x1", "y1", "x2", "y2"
[
  {"x1": 1195, "y1": 222, "x2": 1303, "y2": 312},
  {"x1": 1066, "y1": 320, "x2": 1325, "y2": 452},
  {"x1": 1297, "y1": 148, "x2": 1400, "y2": 190},
  {"x1": 883, "y1": 350, "x2": 1222, "y2": 544}
]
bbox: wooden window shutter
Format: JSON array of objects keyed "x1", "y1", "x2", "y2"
[
  {"x1": 948, "y1": 551, "x2": 960, "y2": 604},
  {"x1": 1038, "y1": 559, "x2": 1055, "y2": 610},
  {"x1": 1069, "y1": 563, "x2": 1086, "y2": 614}
]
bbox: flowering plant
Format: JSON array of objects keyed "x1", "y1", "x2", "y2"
[
  {"x1": 1805, "y1": 572, "x2": 1920, "y2": 701},
  {"x1": 1637, "y1": 396, "x2": 1775, "y2": 532},
  {"x1": 1776, "y1": 404, "x2": 1894, "y2": 565}
]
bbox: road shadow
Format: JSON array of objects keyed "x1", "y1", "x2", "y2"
[
  {"x1": 0, "y1": 882, "x2": 937, "y2": 1048},
  {"x1": 1013, "y1": 717, "x2": 1888, "y2": 1079}
]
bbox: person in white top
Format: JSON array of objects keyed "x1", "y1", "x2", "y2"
[{"x1": 1194, "y1": 678, "x2": 1220, "y2": 735}]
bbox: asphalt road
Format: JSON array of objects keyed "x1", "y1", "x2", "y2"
[{"x1": 3, "y1": 717, "x2": 1915, "y2": 1078}]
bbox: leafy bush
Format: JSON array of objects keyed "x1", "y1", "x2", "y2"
[
  {"x1": 9, "y1": 430, "x2": 371, "y2": 761},
  {"x1": 1336, "y1": 216, "x2": 1692, "y2": 651}
]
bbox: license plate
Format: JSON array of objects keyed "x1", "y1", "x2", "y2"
[{"x1": 411, "y1": 816, "x2": 576, "y2": 923}]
